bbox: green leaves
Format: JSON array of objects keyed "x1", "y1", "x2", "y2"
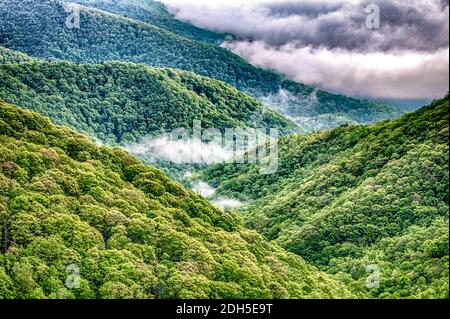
[
  {"x1": 202, "y1": 98, "x2": 450, "y2": 298},
  {"x1": 0, "y1": 100, "x2": 354, "y2": 299},
  {"x1": 0, "y1": 61, "x2": 295, "y2": 148}
]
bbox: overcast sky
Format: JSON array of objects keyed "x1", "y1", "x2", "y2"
[{"x1": 161, "y1": 0, "x2": 449, "y2": 100}]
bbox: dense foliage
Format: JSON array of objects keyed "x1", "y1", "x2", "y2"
[
  {"x1": 201, "y1": 98, "x2": 450, "y2": 298},
  {"x1": 71, "y1": 0, "x2": 225, "y2": 44},
  {"x1": 0, "y1": 59, "x2": 295, "y2": 144},
  {"x1": 0, "y1": 0, "x2": 404, "y2": 132},
  {"x1": 0, "y1": 46, "x2": 36, "y2": 64},
  {"x1": 0, "y1": 0, "x2": 446, "y2": 300},
  {"x1": 0, "y1": 100, "x2": 354, "y2": 299}
]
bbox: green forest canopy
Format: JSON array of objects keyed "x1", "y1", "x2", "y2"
[
  {"x1": 0, "y1": 59, "x2": 295, "y2": 145},
  {"x1": 0, "y1": 100, "x2": 355, "y2": 299},
  {"x1": 0, "y1": 0, "x2": 447, "y2": 300},
  {"x1": 71, "y1": 0, "x2": 226, "y2": 44},
  {"x1": 201, "y1": 97, "x2": 450, "y2": 298},
  {"x1": 0, "y1": 46, "x2": 37, "y2": 65}
]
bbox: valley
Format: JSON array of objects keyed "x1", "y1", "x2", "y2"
[{"x1": 0, "y1": 0, "x2": 448, "y2": 300}]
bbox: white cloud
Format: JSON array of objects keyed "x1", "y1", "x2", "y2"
[
  {"x1": 162, "y1": 0, "x2": 448, "y2": 50},
  {"x1": 126, "y1": 135, "x2": 245, "y2": 210},
  {"x1": 161, "y1": 0, "x2": 449, "y2": 99},
  {"x1": 213, "y1": 198, "x2": 243, "y2": 210},
  {"x1": 192, "y1": 181, "x2": 242, "y2": 210},
  {"x1": 125, "y1": 135, "x2": 234, "y2": 165},
  {"x1": 223, "y1": 41, "x2": 449, "y2": 99},
  {"x1": 192, "y1": 181, "x2": 216, "y2": 198}
]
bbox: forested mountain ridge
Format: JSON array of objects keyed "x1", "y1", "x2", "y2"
[
  {"x1": 201, "y1": 97, "x2": 449, "y2": 298},
  {"x1": 0, "y1": 100, "x2": 356, "y2": 299},
  {"x1": 0, "y1": 0, "x2": 446, "y2": 301},
  {"x1": 0, "y1": 46, "x2": 37, "y2": 64},
  {"x1": 0, "y1": 59, "x2": 295, "y2": 145},
  {"x1": 70, "y1": 0, "x2": 226, "y2": 44},
  {"x1": 0, "y1": 0, "x2": 405, "y2": 132}
]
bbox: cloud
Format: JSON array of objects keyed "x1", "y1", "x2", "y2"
[
  {"x1": 125, "y1": 134, "x2": 246, "y2": 209},
  {"x1": 192, "y1": 181, "x2": 216, "y2": 197},
  {"x1": 126, "y1": 136, "x2": 245, "y2": 210},
  {"x1": 213, "y1": 198, "x2": 243, "y2": 210},
  {"x1": 223, "y1": 41, "x2": 449, "y2": 99},
  {"x1": 161, "y1": 0, "x2": 449, "y2": 99},
  {"x1": 162, "y1": 0, "x2": 448, "y2": 51},
  {"x1": 192, "y1": 181, "x2": 243, "y2": 210},
  {"x1": 124, "y1": 127, "x2": 279, "y2": 175},
  {"x1": 125, "y1": 135, "x2": 234, "y2": 165}
]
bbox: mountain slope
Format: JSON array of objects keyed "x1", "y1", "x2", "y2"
[
  {"x1": 71, "y1": 0, "x2": 225, "y2": 44},
  {"x1": 0, "y1": 0, "x2": 405, "y2": 132},
  {"x1": 200, "y1": 97, "x2": 449, "y2": 298},
  {"x1": 0, "y1": 59, "x2": 295, "y2": 145},
  {"x1": 0, "y1": 100, "x2": 355, "y2": 299},
  {"x1": 0, "y1": 46, "x2": 36, "y2": 64}
]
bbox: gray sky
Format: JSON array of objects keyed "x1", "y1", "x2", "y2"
[{"x1": 162, "y1": 0, "x2": 449, "y2": 99}]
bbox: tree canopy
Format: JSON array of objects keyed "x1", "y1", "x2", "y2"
[
  {"x1": 0, "y1": 59, "x2": 295, "y2": 145},
  {"x1": 0, "y1": 100, "x2": 355, "y2": 299},
  {"x1": 201, "y1": 97, "x2": 450, "y2": 298}
]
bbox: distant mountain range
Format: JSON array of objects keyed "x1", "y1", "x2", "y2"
[
  {"x1": 0, "y1": 0, "x2": 405, "y2": 133},
  {"x1": 0, "y1": 57, "x2": 295, "y2": 144},
  {"x1": 71, "y1": 0, "x2": 226, "y2": 44},
  {"x1": 0, "y1": 48, "x2": 297, "y2": 180}
]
